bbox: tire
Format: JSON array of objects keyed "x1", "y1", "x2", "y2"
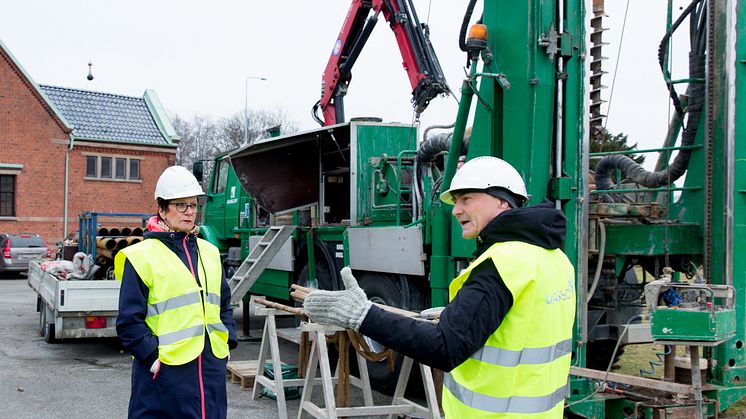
[
  {"x1": 223, "y1": 262, "x2": 238, "y2": 281},
  {"x1": 295, "y1": 262, "x2": 336, "y2": 326},
  {"x1": 42, "y1": 307, "x2": 57, "y2": 344},
  {"x1": 297, "y1": 261, "x2": 340, "y2": 366},
  {"x1": 38, "y1": 300, "x2": 45, "y2": 337},
  {"x1": 586, "y1": 339, "x2": 625, "y2": 370},
  {"x1": 357, "y1": 272, "x2": 408, "y2": 396},
  {"x1": 403, "y1": 275, "x2": 430, "y2": 311},
  {"x1": 298, "y1": 262, "x2": 337, "y2": 291}
]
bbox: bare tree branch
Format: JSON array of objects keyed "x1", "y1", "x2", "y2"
[{"x1": 172, "y1": 110, "x2": 298, "y2": 169}]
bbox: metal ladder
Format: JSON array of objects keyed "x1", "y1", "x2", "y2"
[{"x1": 229, "y1": 225, "x2": 295, "y2": 303}]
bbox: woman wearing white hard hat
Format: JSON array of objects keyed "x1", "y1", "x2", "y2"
[{"x1": 115, "y1": 165, "x2": 237, "y2": 419}]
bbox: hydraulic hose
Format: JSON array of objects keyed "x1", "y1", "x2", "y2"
[
  {"x1": 415, "y1": 128, "x2": 469, "y2": 203},
  {"x1": 594, "y1": 0, "x2": 706, "y2": 200},
  {"x1": 458, "y1": 0, "x2": 479, "y2": 52}
]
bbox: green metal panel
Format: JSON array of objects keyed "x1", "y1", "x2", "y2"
[
  {"x1": 602, "y1": 223, "x2": 702, "y2": 256},
  {"x1": 732, "y1": 4, "x2": 746, "y2": 390},
  {"x1": 707, "y1": 0, "x2": 730, "y2": 289},
  {"x1": 713, "y1": 0, "x2": 746, "y2": 390},
  {"x1": 470, "y1": 0, "x2": 557, "y2": 203},
  {"x1": 651, "y1": 308, "x2": 736, "y2": 341},
  {"x1": 706, "y1": 386, "x2": 746, "y2": 414},
  {"x1": 310, "y1": 226, "x2": 347, "y2": 242},
  {"x1": 251, "y1": 269, "x2": 292, "y2": 300},
  {"x1": 560, "y1": 0, "x2": 587, "y2": 376},
  {"x1": 354, "y1": 124, "x2": 417, "y2": 225}
]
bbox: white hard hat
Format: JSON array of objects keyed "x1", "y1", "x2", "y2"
[
  {"x1": 154, "y1": 166, "x2": 205, "y2": 200},
  {"x1": 439, "y1": 156, "x2": 528, "y2": 205}
]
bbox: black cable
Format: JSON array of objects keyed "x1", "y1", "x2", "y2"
[
  {"x1": 416, "y1": 131, "x2": 468, "y2": 201},
  {"x1": 458, "y1": 0, "x2": 479, "y2": 52},
  {"x1": 594, "y1": 0, "x2": 706, "y2": 200},
  {"x1": 658, "y1": 0, "x2": 704, "y2": 118},
  {"x1": 566, "y1": 315, "x2": 645, "y2": 407},
  {"x1": 312, "y1": 100, "x2": 324, "y2": 127}
]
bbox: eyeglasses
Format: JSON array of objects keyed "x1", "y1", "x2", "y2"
[{"x1": 170, "y1": 202, "x2": 199, "y2": 213}]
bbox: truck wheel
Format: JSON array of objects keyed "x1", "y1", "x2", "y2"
[
  {"x1": 42, "y1": 308, "x2": 57, "y2": 344},
  {"x1": 298, "y1": 262, "x2": 337, "y2": 291},
  {"x1": 357, "y1": 272, "x2": 408, "y2": 396},
  {"x1": 297, "y1": 261, "x2": 340, "y2": 365}
]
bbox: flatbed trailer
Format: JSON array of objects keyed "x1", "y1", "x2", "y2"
[{"x1": 29, "y1": 259, "x2": 120, "y2": 342}]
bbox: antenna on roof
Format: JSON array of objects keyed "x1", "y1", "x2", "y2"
[{"x1": 87, "y1": 62, "x2": 94, "y2": 81}]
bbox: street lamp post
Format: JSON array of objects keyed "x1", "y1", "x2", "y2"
[{"x1": 244, "y1": 76, "x2": 268, "y2": 145}]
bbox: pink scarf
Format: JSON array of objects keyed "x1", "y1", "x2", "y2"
[{"x1": 146, "y1": 215, "x2": 200, "y2": 236}]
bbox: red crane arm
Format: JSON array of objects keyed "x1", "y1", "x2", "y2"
[{"x1": 314, "y1": 0, "x2": 448, "y2": 126}]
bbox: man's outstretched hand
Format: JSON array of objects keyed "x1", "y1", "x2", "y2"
[{"x1": 303, "y1": 267, "x2": 372, "y2": 331}]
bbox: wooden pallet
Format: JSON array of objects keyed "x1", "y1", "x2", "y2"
[{"x1": 226, "y1": 360, "x2": 260, "y2": 390}]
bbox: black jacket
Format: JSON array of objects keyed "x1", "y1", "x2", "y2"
[{"x1": 358, "y1": 202, "x2": 567, "y2": 372}]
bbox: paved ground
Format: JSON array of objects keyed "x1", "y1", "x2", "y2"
[{"x1": 0, "y1": 275, "x2": 400, "y2": 419}]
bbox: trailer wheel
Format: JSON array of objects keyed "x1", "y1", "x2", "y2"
[
  {"x1": 42, "y1": 308, "x2": 57, "y2": 344},
  {"x1": 37, "y1": 302, "x2": 45, "y2": 337}
]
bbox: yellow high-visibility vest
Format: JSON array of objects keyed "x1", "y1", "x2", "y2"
[
  {"x1": 115, "y1": 238, "x2": 229, "y2": 365},
  {"x1": 442, "y1": 241, "x2": 576, "y2": 418}
]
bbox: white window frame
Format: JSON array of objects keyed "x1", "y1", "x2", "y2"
[{"x1": 84, "y1": 154, "x2": 143, "y2": 182}]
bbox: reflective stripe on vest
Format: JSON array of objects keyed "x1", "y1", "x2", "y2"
[
  {"x1": 158, "y1": 324, "x2": 205, "y2": 346},
  {"x1": 115, "y1": 237, "x2": 230, "y2": 365},
  {"x1": 208, "y1": 322, "x2": 229, "y2": 333},
  {"x1": 147, "y1": 291, "x2": 202, "y2": 317},
  {"x1": 442, "y1": 240, "x2": 575, "y2": 418},
  {"x1": 444, "y1": 373, "x2": 569, "y2": 415},
  {"x1": 471, "y1": 338, "x2": 572, "y2": 367},
  {"x1": 205, "y1": 292, "x2": 221, "y2": 306}
]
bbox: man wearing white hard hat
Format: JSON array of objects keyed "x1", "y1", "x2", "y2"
[
  {"x1": 115, "y1": 166, "x2": 237, "y2": 419},
  {"x1": 303, "y1": 156, "x2": 575, "y2": 418}
]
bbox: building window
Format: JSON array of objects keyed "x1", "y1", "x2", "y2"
[
  {"x1": 0, "y1": 175, "x2": 15, "y2": 216},
  {"x1": 115, "y1": 158, "x2": 126, "y2": 180},
  {"x1": 129, "y1": 159, "x2": 140, "y2": 180},
  {"x1": 101, "y1": 157, "x2": 112, "y2": 179},
  {"x1": 86, "y1": 156, "x2": 97, "y2": 177},
  {"x1": 85, "y1": 155, "x2": 142, "y2": 182}
]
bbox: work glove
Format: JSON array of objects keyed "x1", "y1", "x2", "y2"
[
  {"x1": 419, "y1": 306, "x2": 445, "y2": 320},
  {"x1": 150, "y1": 359, "x2": 161, "y2": 380},
  {"x1": 303, "y1": 267, "x2": 372, "y2": 331}
]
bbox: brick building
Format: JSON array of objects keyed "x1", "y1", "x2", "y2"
[{"x1": 0, "y1": 39, "x2": 179, "y2": 245}]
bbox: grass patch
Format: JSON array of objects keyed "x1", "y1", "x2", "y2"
[
  {"x1": 617, "y1": 343, "x2": 666, "y2": 379},
  {"x1": 617, "y1": 343, "x2": 746, "y2": 417}
]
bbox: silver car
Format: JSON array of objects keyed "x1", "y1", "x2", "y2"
[{"x1": 0, "y1": 234, "x2": 50, "y2": 273}]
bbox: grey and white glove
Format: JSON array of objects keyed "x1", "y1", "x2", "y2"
[
  {"x1": 150, "y1": 359, "x2": 161, "y2": 380},
  {"x1": 303, "y1": 267, "x2": 372, "y2": 331}
]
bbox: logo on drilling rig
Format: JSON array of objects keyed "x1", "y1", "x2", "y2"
[{"x1": 333, "y1": 39, "x2": 342, "y2": 56}]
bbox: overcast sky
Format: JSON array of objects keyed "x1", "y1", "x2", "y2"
[{"x1": 1, "y1": 1, "x2": 693, "y2": 157}]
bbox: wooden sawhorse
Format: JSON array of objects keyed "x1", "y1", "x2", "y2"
[
  {"x1": 252, "y1": 303, "x2": 381, "y2": 419},
  {"x1": 251, "y1": 305, "x2": 308, "y2": 419},
  {"x1": 298, "y1": 321, "x2": 442, "y2": 419}
]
